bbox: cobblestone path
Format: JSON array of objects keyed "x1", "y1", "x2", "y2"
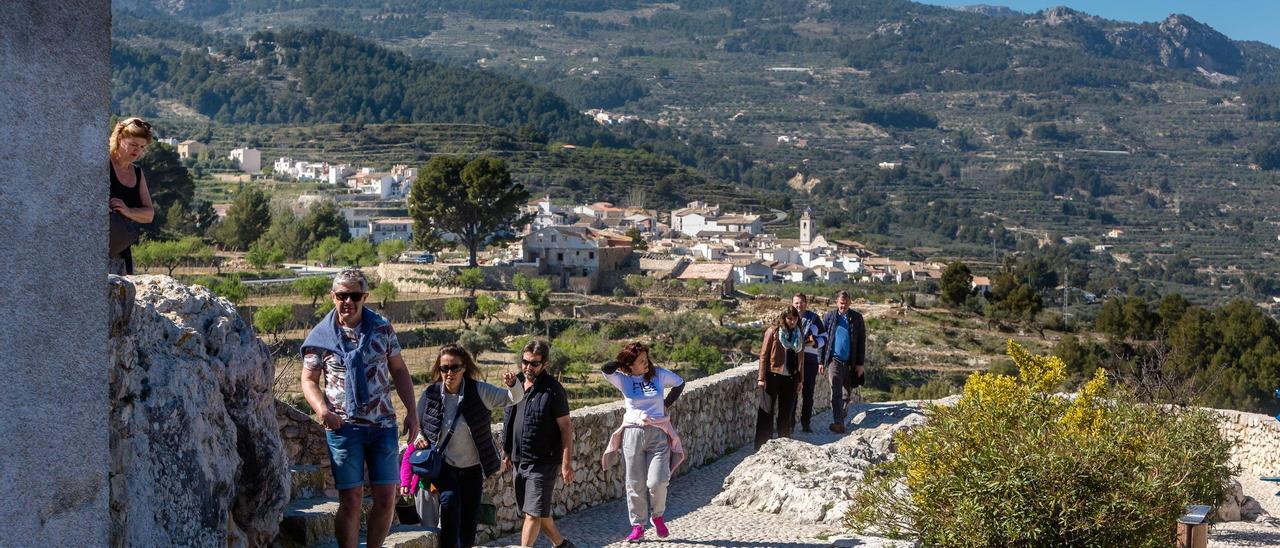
[{"x1": 486, "y1": 408, "x2": 907, "y2": 548}]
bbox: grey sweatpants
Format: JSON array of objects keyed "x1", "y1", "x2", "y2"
[{"x1": 621, "y1": 425, "x2": 671, "y2": 526}]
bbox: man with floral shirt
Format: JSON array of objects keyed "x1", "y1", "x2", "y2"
[{"x1": 300, "y1": 268, "x2": 419, "y2": 548}]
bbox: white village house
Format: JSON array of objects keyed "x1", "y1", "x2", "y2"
[{"x1": 228, "y1": 147, "x2": 261, "y2": 174}]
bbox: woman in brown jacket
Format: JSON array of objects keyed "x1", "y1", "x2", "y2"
[{"x1": 754, "y1": 306, "x2": 803, "y2": 450}]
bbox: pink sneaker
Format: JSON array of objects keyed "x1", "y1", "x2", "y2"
[
  {"x1": 652, "y1": 515, "x2": 669, "y2": 538},
  {"x1": 625, "y1": 524, "x2": 645, "y2": 542}
]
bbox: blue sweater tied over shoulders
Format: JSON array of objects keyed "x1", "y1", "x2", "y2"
[{"x1": 301, "y1": 306, "x2": 388, "y2": 413}]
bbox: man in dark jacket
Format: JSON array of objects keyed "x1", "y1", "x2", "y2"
[
  {"x1": 820, "y1": 291, "x2": 866, "y2": 434},
  {"x1": 791, "y1": 293, "x2": 826, "y2": 433},
  {"x1": 502, "y1": 340, "x2": 577, "y2": 548}
]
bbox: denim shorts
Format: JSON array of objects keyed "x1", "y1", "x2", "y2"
[{"x1": 325, "y1": 423, "x2": 400, "y2": 490}]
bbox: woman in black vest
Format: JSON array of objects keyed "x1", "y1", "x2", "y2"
[
  {"x1": 414, "y1": 344, "x2": 524, "y2": 547},
  {"x1": 108, "y1": 117, "x2": 155, "y2": 275}
]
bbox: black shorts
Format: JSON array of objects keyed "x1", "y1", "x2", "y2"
[{"x1": 514, "y1": 460, "x2": 559, "y2": 518}]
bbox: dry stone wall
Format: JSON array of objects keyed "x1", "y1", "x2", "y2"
[
  {"x1": 1212, "y1": 408, "x2": 1280, "y2": 477},
  {"x1": 277, "y1": 400, "x2": 334, "y2": 490}
]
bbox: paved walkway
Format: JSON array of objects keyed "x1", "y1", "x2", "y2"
[{"x1": 486, "y1": 408, "x2": 906, "y2": 548}]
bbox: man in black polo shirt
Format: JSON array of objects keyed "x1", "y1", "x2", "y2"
[{"x1": 503, "y1": 340, "x2": 577, "y2": 548}]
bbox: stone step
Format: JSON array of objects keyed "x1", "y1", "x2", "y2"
[
  {"x1": 312, "y1": 525, "x2": 439, "y2": 548},
  {"x1": 276, "y1": 495, "x2": 435, "y2": 547},
  {"x1": 290, "y1": 464, "x2": 331, "y2": 500},
  {"x1": 278, "y1": 497, "x2": 348, "y2": 546}
]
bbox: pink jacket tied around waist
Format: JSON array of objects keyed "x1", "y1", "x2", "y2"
[{"x1": 600, "y1": 416, "x2": 686, "y2": 472}]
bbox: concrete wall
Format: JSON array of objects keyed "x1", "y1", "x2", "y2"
[{"x1": 0, "y1": 2, "x2": 110, "y2": 546}]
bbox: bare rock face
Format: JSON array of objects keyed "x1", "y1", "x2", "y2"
[
  {"x1": 1155, "y1": 14, "x2": 1243, "y2": 75},
  {"x1": 1031, "y1": 6, "x2": 1095, "y2": 27},
  {"x1": 787, "y1": 172, "x2": 822, "y2": 194},
  {"x1": 1106, "y1": 14, "x2": 1243, "y2": 76},
  {"x1": 713, "y1": 401, "x2": 937, "y2": 523},
  {"x1": 109, "y1": 275, "x2": 289, "y2": 547},
  {"x1": 1217, "y1": 479, "x2": 1268, "y2": 522}
]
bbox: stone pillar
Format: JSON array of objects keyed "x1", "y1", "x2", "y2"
[{"x1": 0, "y1": 2, "x2": 110, "y2": 546}]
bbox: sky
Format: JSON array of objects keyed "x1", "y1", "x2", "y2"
[{"x1": 918, "y1": 1, "x2": 1280, "y2": 47}]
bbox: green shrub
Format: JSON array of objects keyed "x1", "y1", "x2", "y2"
[
  {"x1": 410, "y1": 302, "x2": 437, "y2": 323},
  {"x1": 551, "y1": 326, "x2": 618, "y2": 382},
  {"x1": 252, "y1": 304, "x2": 293, "y2": 341},
  {"x1": 444, "y1": 297, "x2": 470, "y2": 327},
  {"x1": 661, "y1": 337, "x2": 725, "y2": 375},
  {"x1": 847, "y1": 341, "x2": 1235, "y2": 547},
  {"x1": 194, "y1": 274, "x2": 247, "y2": 304},
  {"x1": 601, "y1": 319, "x2": 648, "y2": 341},
  {"x1": 476, "y1": 322, "x2": 506, "y2": 343},
  {"x1": 457, "y1": 330, "x2": 491, "y2": 358},
  {"x1": 507, "y1": 334, "x2": 535, "y2": 354}
]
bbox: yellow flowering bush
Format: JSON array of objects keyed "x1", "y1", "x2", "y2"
[{"x1": 847, "y1": 341, "x2": 1236, "y2": 547}]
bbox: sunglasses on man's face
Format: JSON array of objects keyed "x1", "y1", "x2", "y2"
[
  {"x1": 438, "y1": 364, "x2": 463, "y2": 374},
  {"x1": 334, "y1": 292, "x2": 365, "y2": 302},
  {"x1": 521, "y1": 359, "x2": 545, "y2": 367}
]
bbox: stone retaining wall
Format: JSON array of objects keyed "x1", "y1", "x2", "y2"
[
  {"x1": 1212, "y1": 408, "x2": 1280, "y2": 477},
  {"x1": 374, "y1": 263, "x2": 539, "y2": 294},
  {"x1": 276, "y1": 400, "x2": 334, "y2": 489}
]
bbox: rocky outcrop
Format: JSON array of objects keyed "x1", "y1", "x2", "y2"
[
  {"x1": 1216, "y1": 479, "x2": 1266, "y2": 522},
  {"x1": 109, "y1": 275, "x2": 289, "y2": 547},
  {"x1": 1105, "y1": 14, "x2": 1244, "y2": 75},
  {"x1": 1030, "y1": 6, "x2": 1096, "y2": 27},
  {"x1": 787, "y1": 172, "x2": 822, "y2": 194},
  {"x1": 713, "y1": 400, "x2": 940, "y2": 523},
  {"x1": 1153, "y1": 14, "x2": 1243, "y2": 75},
  {"x1": 949, "y1": 5, "x2": 1022, "y2": 18}
]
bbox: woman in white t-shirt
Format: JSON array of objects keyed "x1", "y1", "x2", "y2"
[{"x1": 599, "y1": 342, "x2": 686, "y2": 543}]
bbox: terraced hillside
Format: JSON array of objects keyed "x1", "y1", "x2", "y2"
[{"x1": 113, "y1": 0, "x2": 1280, "y2": 303}]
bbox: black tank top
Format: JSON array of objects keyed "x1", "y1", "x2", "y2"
[{"x1": 109, "y1": 162, "x2": 144, "y2": 208}]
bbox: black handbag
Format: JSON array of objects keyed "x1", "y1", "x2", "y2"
[
  {"x1": 476, "y1": 494, "x2": 497, "y2": 526},
  {"x1": 394, "y1": 495, "x2": 420, "y2": 525},
  {"x1": 409, "y1": 412, "x2": 461, "y2": 481},
  {"x1": 109, "y1": 212, "x2": 140, "y2": 255}
]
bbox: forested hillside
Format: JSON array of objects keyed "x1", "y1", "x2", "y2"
[
  {"x1": 112, "y1": 23, "x2": 609, "y2": 144},
  {"x1": 112, "y1": 0, "x2": 1280, "y2": 305}
]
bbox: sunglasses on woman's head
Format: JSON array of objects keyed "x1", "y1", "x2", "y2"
[
  {"x1": 126, "y1": 118, "x2": 152, "y2": 131},
  {"x1": 438, "y1": 365, "x2": 462, "y2": 374},
  {"x1": 334, "y1": 292, "x2": 365, "y2": 302}
]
